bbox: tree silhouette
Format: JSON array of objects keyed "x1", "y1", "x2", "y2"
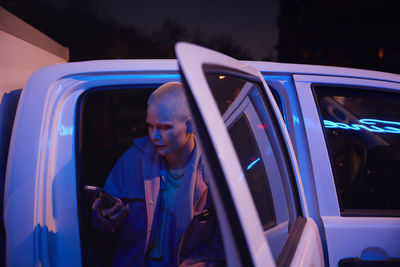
[{"x1": 1, "y1": 0, "x2": 254, "y2": 61}]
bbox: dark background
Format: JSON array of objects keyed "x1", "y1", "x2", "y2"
[{"x1": 1, "y1": 0, "x2": 400, "y2": 74}]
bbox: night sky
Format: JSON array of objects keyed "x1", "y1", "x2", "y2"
[
  {"x1": 2, "y1": 0, "x2": 400, "y2": 73},
  {"x1": 95, "y1": 0, "x2": 280, "y2": 60},
  {"x1": 1, "y1": 0, "x2": 279, "y2": 61}
]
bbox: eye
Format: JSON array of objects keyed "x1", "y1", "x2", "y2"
[
  {"x1": 147, "y1": 123, "x2": 154, "y2": 129},
  {"x1": 159, "y1": 125, "x2": 172, "y2": 130}
]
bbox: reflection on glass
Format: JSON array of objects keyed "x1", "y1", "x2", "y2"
[
  {"x1": 228, "y1": 115, "x2": 276, "y2": 229},
  {"x1": 324, "y1": 118, "x2": 400, "y2": 134},
  {"x1": 315, "y1": 86, "x2": 400, "y2": 212},
  {"x1": 204, "y1": 72, "x2": 247, "y2": 115}
]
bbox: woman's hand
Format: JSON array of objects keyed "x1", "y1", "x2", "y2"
[
  {"x1": 91, "y1": 193, "x2": 130, "y2": 232},
  {"x1": 92, "y1": 195, "x2": 129, "y2": 221}
]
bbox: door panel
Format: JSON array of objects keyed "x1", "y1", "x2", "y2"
[
  {"x1": 289, "y1": 218, "x2": 324, "y2": 267},
  {"x1": 294, "y1": 74, "x2": 400, "y2": 266},
  {"x1": 175, "y1": 42, "x2": 323, "y2": 266}
]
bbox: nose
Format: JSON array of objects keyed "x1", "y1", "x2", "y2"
[{"x1": 151, "y1": 128, "x2": 161, "y2": 141}]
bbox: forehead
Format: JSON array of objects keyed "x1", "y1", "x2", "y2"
[{"x1": 146, "y1": 103, "x2": 179, "y2": 122}]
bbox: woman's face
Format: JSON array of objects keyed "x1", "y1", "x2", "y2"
[{"x1": 146, "y1": 103, "x2": 189, "y2": 157}]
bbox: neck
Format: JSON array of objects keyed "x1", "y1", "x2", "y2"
[{"x1": 165, "y1": 134, "x2": 195, "y2": 169}]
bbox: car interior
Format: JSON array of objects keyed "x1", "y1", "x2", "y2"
[{"x1": 76, "y1": 85, "x2": 156, "y2": 266}]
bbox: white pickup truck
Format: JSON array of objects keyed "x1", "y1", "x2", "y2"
[
  {"x1": 0, "y1": 7, "x2": 69, "y2": 267},
  {"x1": 2, "y1": 42, "x2": 400, "y2": 267}
]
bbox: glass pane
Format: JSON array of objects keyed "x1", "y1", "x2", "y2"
[
  {"x1": 204, "y1": 72, "x2": 247, "y2": 115},
  {"x1": 314, "y1": 86, "x2": 400, "y2": 213},
  {"x1": 228, "y1": 115, "x2": 276, "y2": 229}
]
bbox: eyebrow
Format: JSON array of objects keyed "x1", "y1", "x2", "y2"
[{"x1": 146, "y1": 122, "x2": 173, "y2": 127}]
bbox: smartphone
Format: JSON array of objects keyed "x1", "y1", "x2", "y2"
[{"x1": 84, "y1": 185, "x2": 120, "y2": 208}]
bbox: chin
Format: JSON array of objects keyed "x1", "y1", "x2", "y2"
[{"x1": 156, "y1": 148, "x2": 170, "y2": 156}]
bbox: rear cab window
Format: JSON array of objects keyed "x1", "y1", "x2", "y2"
[{"x1": 314, "y1": 85, "x2": 400, "y2": 216}]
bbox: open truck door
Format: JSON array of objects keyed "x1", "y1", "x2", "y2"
[{"x1": 175, "y1": 42, "x2": 324, "y2": 266}]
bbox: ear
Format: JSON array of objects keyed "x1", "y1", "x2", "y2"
[{"x1": 186, "y1": 121, "x2": 193, "y2": 134}]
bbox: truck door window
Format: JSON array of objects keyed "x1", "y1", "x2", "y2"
[
  {"x1": 314, "y1": 86, "x2": 400, "y2": 216},
  {"x1": 203, "y1": 70, "x2": 303, "y2": 262},
  {"x1": 228, "y1": 114, "x2": 276, "y2": 229}
]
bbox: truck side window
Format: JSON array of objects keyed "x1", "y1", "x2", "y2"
[
  {"x1": 228, "y1": 115, "x2": 276, "y2": 229},
  {"x1": 314, "y1": 86, "x2": 400, "y2": 215}
]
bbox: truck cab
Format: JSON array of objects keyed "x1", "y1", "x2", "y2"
[{"x1": 2, "y1": 43, "x2": 400, "y2": 266}]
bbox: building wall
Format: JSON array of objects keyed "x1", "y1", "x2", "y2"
[
  {"x1": 0, "y1": 7, "x2": 69, "y2": 95},
  {"x1": 0, "y1": 29, "x2": 68, "y2": 94}
]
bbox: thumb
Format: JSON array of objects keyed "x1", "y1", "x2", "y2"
[{"x1": 92, "y1": 197, "x2": 103, "y2": 210}]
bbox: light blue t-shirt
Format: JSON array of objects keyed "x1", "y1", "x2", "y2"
[
  {"x1": 147, "y1": 148, "x2": 198, "y2": 266},
  {"x1": 147, "y1": 168, "x2": 184, "y2": 266}
]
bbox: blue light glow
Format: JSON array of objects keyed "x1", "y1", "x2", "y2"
[
  {"x1": 75, "y1": 73, "x2": 181, "y2": 81},
  {"x1": 58, "y1": 121, "x2": 73, "y2": 136},
  {"x1": 324, "y1": 118, "x2": 400, "y2": 134},
  {"x1": 247, "y1": 157, "x2": 261, "y2": 170},
  {"x1": 293, "y1": 116, "x2": 300, "y2": 125}
]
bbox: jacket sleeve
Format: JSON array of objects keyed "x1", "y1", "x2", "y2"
[
  {"x1": 103, "y1": 146, "x2": 140, "y2": 197},
  {"x1": 91, "y1": 145, "x2": 143, "y2": 232}
]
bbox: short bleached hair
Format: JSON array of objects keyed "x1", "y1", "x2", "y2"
[{"x1": 147, "y1": 81, "x2": 191, "y2": 122}]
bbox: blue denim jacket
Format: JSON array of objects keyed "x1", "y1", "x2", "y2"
[{"x1": 93, "y1": 136, "x2": 225, "y2": 266}]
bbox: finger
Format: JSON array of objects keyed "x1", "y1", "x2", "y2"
[
  {"x1": 109, "y1": 206, "x2": 129, "y2": 221},
  {"x1": 102, "y1": 201, "x2": 122, "y2": 218},
  {"x1": 92, "y1": 197, "x2": 103, "y2": 210}
]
